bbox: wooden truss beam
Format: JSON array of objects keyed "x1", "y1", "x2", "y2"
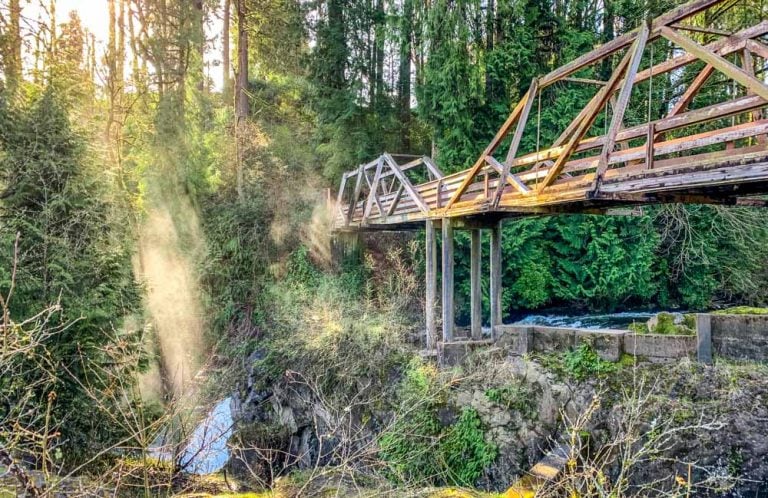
[
  {"x1": 746, "y1": 39, "x2": 768, "y2": 60},
  {"x1": 383, "y1": 153, "x2": 430, "y2": 213},
  {"x1": 538, "y1": 45, "x2": 635, "y2": 191},
  {"x1": 362, "y1": 157, "x2": 384, "y2": 222},
  {"x1": 445, "y1": 90, "x2": 532, "y2": 210},
  {"x1": 345, "y1": 166, "x2": 365, "y2": 225},
  {"x1": 494, "y1": 78, "x2": 539, "y2": 206},
  {"x1": 636, "y1": 21, "x2": 768, "y2": 83},
  {"x1": 593, "y1": 23, "x2": 649, "y2": 191},
  {"x1": 660, "y1": 26, "x2": 768, "y2": 101},
  {"x1": 539, "y1": 0, "x2": 724, "y2": 88}
]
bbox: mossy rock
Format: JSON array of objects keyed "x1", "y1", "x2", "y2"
[{"x1": 634, "y1": 312, "x2": 695, "y2": 336}]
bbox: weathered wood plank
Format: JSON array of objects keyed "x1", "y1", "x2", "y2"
[
  {"x1": 426, "y1": 220, "x2": 438, "y2": 349},
  {"x1": 422, "y1": 156, "x2": 445, "y2": 179},
  {"x1": 538, "y1": 46, "x2": 635, "y2": 191},
  {"x1": 635, "y1": 21, "x2": 768, "y2": 82},
  {"x1": 383, "y1": 153, "x2": 430, "y2": 213},
  {"x1": 539, "y1": 0, "x2": 725, "y2": 88},
  {"x1": 445, "y1": 91, "x2": 532, "y2": 209},
  {"x1": 346, "y1": 165, "x2": 364, "y2": 225},
  {"x1": 363, "y1": 157, "x2": 384, "y2": 222},
  {"x1": 489, "y1": 221, "x2": 502, "y2": 338},
  {"x1": 485, "y1": 156, "x2": 531, "y2": 195}
]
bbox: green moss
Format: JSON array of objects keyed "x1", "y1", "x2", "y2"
[
  {"x1": 713, "y1": 306, "x2": 768, "y2": 315},
  {"x1": 617, "y1": 353, "x2": 638, "y2": 368},
  {"x1": 630, "y1": 313, "x2": 695, "y2": 336},
  {"x1": 563, "y1": 344, "x2": 616, "y2": 381}
]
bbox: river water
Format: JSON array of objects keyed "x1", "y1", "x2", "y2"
[{"x1": 514, "y1": 310, "x2": 661, "y2": 329}]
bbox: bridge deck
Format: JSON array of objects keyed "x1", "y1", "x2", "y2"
[{"x1": 332, "y1": 0, "x2": 768, "y2": 232}]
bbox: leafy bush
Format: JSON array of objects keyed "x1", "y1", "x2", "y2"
[
  {"x1": 380, "y1": 362, "x2": 497, "y2": 487},
  {"x1": 563, "y1": 344, "x2": 616, "y2": 381},
  {"x1": 378, "y1": 358, "x2": 443, "y2": 484},
  {"x1": 439, "y1": 408, "x2": 498, "y2": 486}
]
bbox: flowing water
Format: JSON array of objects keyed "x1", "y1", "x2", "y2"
[
  {"x1": 181, "y1": 397, "x2": 235, "y2": 474},
  {"x1": 514, "y1": 310, "x2": 663, "y2": 329}
]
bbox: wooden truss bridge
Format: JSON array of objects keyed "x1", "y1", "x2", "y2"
[{"x1": 330, "y1": 0, "x2": 768, "y2": 349}]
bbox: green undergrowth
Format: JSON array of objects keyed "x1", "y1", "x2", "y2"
[
  {"x1": 713, "y1": 306, "x2": 768, "y2": 315},
  {"x1": 379, "y1": 359, "x2": 498, "y2": 488},
  {"x1": 250, "y1": 246, "x2": 416, "y2": 397},
  {"x1": 484, "y1": 382, "x2": 537, "y2": 420},
  {"x1": 534, "y1": 344, "x2": 619, "y2": 382}
]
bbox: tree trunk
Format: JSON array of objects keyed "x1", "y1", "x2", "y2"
[
  {"x1": 127, "y1": 0, "x2": 141, "y2": 89},
  {"x1": 374, "y1": 0, "x2": 385, "y2": 109},
  {"x1": 107, "y1": 0, "x2": 117, "y2": 139},
  {"x1": 235, "y1": 0, "x2": 249, "y2": 120},
  {"x1": 398, "y1": 0, "x2": 413, "y2": 149},
  {"x1": 235, "y1": 0, "x2": 249, "y2": 202},
  {"x1": 485, "y1": 0, "x2": 495, "y2": 97},
  {"x1": 195, "y1": 0, "x2": 205, "y2": 91},
  {"x1": 47, "y1": 0, "x2": 57, "y2": 80},
  {"x1": 117, "y1": 0, "x2": 126, "y2": 91},
  {"x1": 223, "y1": 0, "x2": 232, "y2": 100},
  {"x1": 5, "y1": 0, "x2": 22, "y2": 92}
]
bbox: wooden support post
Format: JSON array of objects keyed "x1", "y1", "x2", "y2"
[
  {"x1": 740, "y1": 48, "x2": 766, "y2": 145},
  {"x1": 696, "y1": 313, "x2": 713, "y2": 364},
  {"x1": 425, "y1": 220, "x2": 438, "y2": 350},
  {"x1": 470, "y1": 229, "x2": 482, "y2": 340},
  {"x1": 489, "y1": 221, "x2": 502, "y2": 338},
  {"x1": 441, "y1": 218, "x2": 454, "y2": 342},
  {"x1": 646, "y1": 122, "x2": 655, "y2": 169}
]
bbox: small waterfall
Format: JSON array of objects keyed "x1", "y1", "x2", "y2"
[{"x1": 180, "y1": 397, "x2": 235, "y2": 474}]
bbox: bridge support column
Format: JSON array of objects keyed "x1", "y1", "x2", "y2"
[
  {"x1": 490, "y1": 221, "x2": 503, "y2": 339},
  {"x1": 425, "y1": 219, "x2": 438, "y2": 349},
  {"x1": 441, "y1": 218, "x2": 454, "y2": 342},
  {"x1": 470, "y1": 229, "x2": 482, "y2": 340}
]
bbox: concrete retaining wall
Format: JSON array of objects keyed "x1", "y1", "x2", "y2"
[
  {"x1": 495, "y1": 325, "x2": 626, "y2": 361},
  {"x1": 623, "y1": 333, "x2": 696, "y2": 360},
  {"x1": 440, "y1": 314, "x2": 767, "y2": 367},
  {"x1": 711, "y1": 314, "x2": 768, "y2": 362}
]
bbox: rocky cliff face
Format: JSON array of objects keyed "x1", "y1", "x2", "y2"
[{"x1": 228, "y1": 346, "x2": 768, "y2": 496}]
